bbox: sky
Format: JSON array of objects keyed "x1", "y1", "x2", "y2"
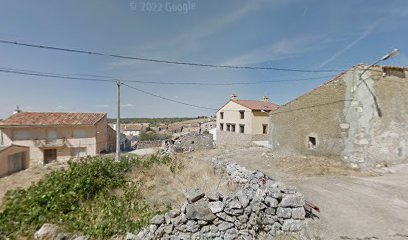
[{"x1": 0, "y1": 0, "x2": 407, "y2": 118}]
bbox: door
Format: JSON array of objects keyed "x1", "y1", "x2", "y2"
[
  {"x1": 43, "y1": 149, "x2": 57, "y2": 164},
  {"x1": 8, "y1": 152, "x2": 23, "y2": 174}
]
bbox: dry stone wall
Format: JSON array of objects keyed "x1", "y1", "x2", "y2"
[
  {"x1": 135, "y1": 159, "x2": 305, "y2": 239},
  {"x1": 33, "y1": 159, "x2": 306, "y2": 240}
]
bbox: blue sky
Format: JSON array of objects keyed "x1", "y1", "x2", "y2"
[{"x1": 0, "y1": 0, "x2": 407, "y2": 118}]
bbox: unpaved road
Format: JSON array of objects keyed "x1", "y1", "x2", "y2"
[{"x1": 188, "y1": 147, "x2": 408, "y2": 240}]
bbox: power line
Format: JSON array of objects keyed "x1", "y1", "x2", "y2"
[
  {"x1": 0, "y1": 39, "x2": 345, "y2": 73},
  {"x1": 0, "y1": 68, "x2": 113, "y2": 83},
  {"x1": 121, "y1": 83, "x2": 218, "y2": 110},
  {"x1": 0, "y1": 66, "x2": 337, "y2": 85}
]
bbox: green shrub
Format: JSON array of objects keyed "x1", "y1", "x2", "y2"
[{"x1": 0, "y1": 155, "x2": 177, "y2": 239}]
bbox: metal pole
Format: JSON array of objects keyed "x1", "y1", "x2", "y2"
[{"x1": 115, "y1": 80, "x2": 121, "y2": 161}]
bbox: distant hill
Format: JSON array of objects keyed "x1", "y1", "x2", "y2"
[{"x1": 108, "y1": 117, "x2": 208, "y2": 125}]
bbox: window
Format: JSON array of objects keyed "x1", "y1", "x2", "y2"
[
  {"x1": 308, "y1": 136, "x2": 317, "y2": 150},
  {"x1": 239, "y1": 111, "x2": 245, "y2": 119},
  {"x1": 220, "y1": 123, "x2": 224, "y2": 131},
  {"x1": 262, "y1": 124, "x2": 268, "y2": 134},
  {"x1": 220, "y1": 112, "x2": 224, "y2": 119},
  {"x1": 43, "y1": 149, "x2": 57, "y2": 164},
  {"x1": 226, "y1": 124, "x2": 230, "y2": 131},
  {"x1": 239, "y1": 124, "x2": 245, "y2": 133},
  {"x1": 231, "y1": 124, "x2": 236, "y2": 132},
  {"x1": 47, "y1": 129, "x2": 57, "y2": 143},
  {"x1": 73, "y1": 129, "x2": 86, "y2": 138},
  {"x1": 14, "y1": 130, "x2": 30, "y2": 140}
]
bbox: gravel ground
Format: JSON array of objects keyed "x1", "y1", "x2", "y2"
[{"x1": 185, "y1": 146, "x2": 408, "y2": 240}]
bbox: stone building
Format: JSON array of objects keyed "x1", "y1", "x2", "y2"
[
  {"x1": 216, "y1": 95, "x2": 279, "y2": 146},
  {"x1": 269, "y1": 65, "x2": 408, "y2": 167},
  {"x1": 0, "y1": 112, "x2": 115, "y2": 167}
]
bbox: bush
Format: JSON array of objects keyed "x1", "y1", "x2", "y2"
[
  {"x1": 139, "y1": 131, "x2": 171, "y2": 141},
  {"x1": 0, "y1": 155, "x2": 179, "y2": 239}
]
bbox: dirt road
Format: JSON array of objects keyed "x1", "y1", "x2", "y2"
[{"x1": 188, "y1": 147, "x2": 408, "y2": 240}]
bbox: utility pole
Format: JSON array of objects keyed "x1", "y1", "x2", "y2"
[{"x1": 115, "y1": 80, "x2": 121, "y2": 161}]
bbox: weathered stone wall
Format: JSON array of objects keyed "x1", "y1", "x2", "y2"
[
  {"x1": 135, "y1": 160, "x2": 305, "y2": 239},
  {"x1": 34, "y1": 160, "x2": 306, "y2": 240},
  {"x1": 137, "y1": 140, "x2": 163, "y2": 149},
  {"x1": 269, "y1": 65, "x2": 408, "y2": 167},
  {"x1": 269, "y1": 71, "x2": 349, "y2": 157},
  {"x1": 162, "y1": 134, "x2": 214, "y2": 154},
  {"x1": 343, "y1": 66, "x2": 408, "y2": 166}
]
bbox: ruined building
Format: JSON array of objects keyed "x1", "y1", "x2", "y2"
[{"x1": 269, "y1": 65, "x2": 408, "y2": 167}]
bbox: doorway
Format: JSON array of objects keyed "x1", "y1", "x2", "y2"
[{"x1": 43, "y1": 149, "x2": 57, "y2": 164}]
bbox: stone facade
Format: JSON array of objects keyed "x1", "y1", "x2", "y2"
[{"x1": 269, "y1": 65, "x2": 408, "y2": 167}]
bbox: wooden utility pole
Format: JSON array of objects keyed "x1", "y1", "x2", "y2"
[{"x1": 115, "y1": 80, "x2": 121, "y2": 161}]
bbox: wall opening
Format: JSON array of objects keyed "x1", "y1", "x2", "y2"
[
  {"x1": 220, "y1": 112, "x2": 224, "y2": 119},
  {"x1": 308, "y1": 136, "x2": 316, "y2": 150},
  {"x1": 262, "y1": 124, "x2": 268, "y2": 134},
  {"x1": 239, "y1": 111, "x2": 245, "y2": 119},
  {"x1": 239, "y1": 124, "x2": 245, "y2": 133}
]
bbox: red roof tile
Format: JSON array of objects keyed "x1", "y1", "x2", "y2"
[
  {"x1": 232, "y1": 100, "x2": 279, "y2": 111},
  {"x1": 0, "y1": 112, "x2": 106, "y2": 126}
]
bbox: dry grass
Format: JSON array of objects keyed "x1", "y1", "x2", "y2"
[
  {"x1": 131, "y1": 154, "x2": 237, "y2": 212},
  {"x1": 272, "y1": 155, "x2": 376, "y2": 177},
  {"x1": 0, "y1": 161, "x2": 67, "y2": 206}
]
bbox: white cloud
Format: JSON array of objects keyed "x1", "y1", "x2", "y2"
[
  {"x1": 96, "y1": 104, "x2": 111, "y2": 108},
  {"x1": 110, "y1": 0, "x2": 290, "y2": 68},
  {"x1": 121, "y1": 103, "x2": 134, "y2": 108},
  {"x1": 222, "y1": 34, "x2": 329, "y2": 66}
]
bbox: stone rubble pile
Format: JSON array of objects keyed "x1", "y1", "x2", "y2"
[
  {"x1": 161, "y1": 134, "x2": 214, "y2": 155},
  {"x1": 135, "y1": 159, "x2": 305, "y2": 240}
]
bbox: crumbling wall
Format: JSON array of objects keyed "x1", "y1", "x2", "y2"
[
  {"x1": 162, "y1": 134, "x2": 214, "y2": 154},
  {"x1": 135, "y1": 160, "x2": 305, "y2": 239},
  {"x1": 34, "y1": 160, "x2": 307, "y2": 239},
  {"x1": 343, "y1": 66, "x2": 408, "y2": 166},
  {"x1": 269, "y1": 72, "x2": 348, "y2": 157},
  {"x1": 137, "y1": 140, "x2": 163, "y2": 149}
]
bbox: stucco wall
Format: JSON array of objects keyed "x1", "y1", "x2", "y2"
[
  {"x1": 216, "y1": 101, "x2": 270, "y2": 146},
  {"x1": 216, "y1": 130, "x2": 253, "y2": 146},
  {"x1": 269, "y1": 65, "x2": 408, "y2": 167},
  {"x1": 0, "y1": 145, "x2": 29, "y2": 177},
  {"x1": 0, "y1": 125, "x2": 101, "y2": 166},
  {"x1": 342, "y1": 66, "x2": 408, "y2": 166},
  {"x1": 217, "y1": 101, "x2": 253, "y2": 133},
  {"x1": 251, "y1": 111, "x2": 270, "y2": 135},
  {"x1": 269, "y1": 71, "x2": 349, "y2": 156}
]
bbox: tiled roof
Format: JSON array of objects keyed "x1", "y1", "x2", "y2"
[
  {"x1": 0, "y1": 112, "x2": 106, "y2": 126},
  {"x1": 232, "y1": 100, "x2": 279, "y2": 111},
  {"x1": 123, "y1": 124, "x2": 145, "y2": 131}
]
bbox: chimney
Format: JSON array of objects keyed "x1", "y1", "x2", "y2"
[
  {"x1": 231, "y1": 94, "x2": 238, "y2": 101},
  {"x1": 261, "y1": 96, "x2": 269, "y2": 102},
  {"x1": 13, "y1": 105, "x2": 22, "y2": 114}
]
